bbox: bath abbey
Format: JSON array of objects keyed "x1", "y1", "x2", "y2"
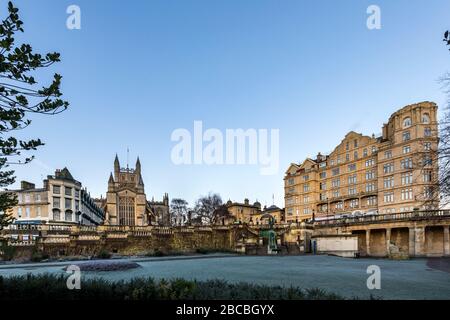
[{"x1": 100, "y1": 155, "x2": 170, "y2": 226}]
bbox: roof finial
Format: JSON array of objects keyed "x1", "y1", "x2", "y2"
[{"x1": 127, "y1": 147, "x2": 129, "y2": 170}]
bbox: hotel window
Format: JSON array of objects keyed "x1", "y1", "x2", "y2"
[
  {"x1": 424, "y1": 127, "x2": 432, "y2": 137},
  {"x1": 319, "y1": 162, "x2": 327, "y2": 168},
  {"x1": 65, "y1": 211, "x2": 73, "y2": 222},
  {"x1": 286, "y1": 198, "x2": 294, "y2": 205},
  {"x1": 36, "y1": 207, "x2": 41, "y2": 217},
  {"x1": 288, "y1": 187, "x2": 295, "y2": 194},
  {"x1": 346, "y1": 142, "x2": 349, "y2": 151},
  {"x1": 366, "y1": 170, "x2": 375, "y2": 180},
  {"x1": 17, "y1": 194, "x2": 22, "y2": 204},
  {"x1": 348, "y1": 174, "x2": 357, "y2": 185},
  {"x1": 403, "y1": 131, "x2": 411, "y2": 142},
  {"x1": 354, "y1": 151, "x2": 358, "y2": 160},
  {"x1": 35, "y1": 193, "x2": 41, "y2": 202},
  {"x1": 401, "y1": 158, "x2": 413, "y2": 170},
  {"x1": 65, "y1": 187, "x2": 72, "y2": 196},
  {"x1": 346, "y1": 153, "x2": 350, "y2": 161},
  {"x1": 320, "y1": 193, "x2": 327, "y2": 201},
  {"x1": 403, "y1": 145, "x2": 411, "y2": 154},
  {"x1": 383, "y1": 163, "x2": 394, "y2": 174},
  {"x1": 348, "y1": 163, "x2": 356, "y2": 172},
  {"x1": 363, "y1": 148, "x2": 368, "y2": 157},
  {"x1": 335, "y1": 202, "x2": 343, "y2": 210},
  {"x1": 383, "y1": 176, "x2": 394, "y2": 188},
  {"x1": 423, "y1": 155, "x2": 432, "y2": 166},
  {"x1": 403, "y1": 117, "x2": 412, "y2": 128},
  {"x1": 53, "y1": 210, "x2": 60, "y2": 221},
  {"x1": 366, "y1": 182, "x2": 376, "y2": 192},
  {"x1": 320, "y1": 172, "x2": 326, "y2": 179},
  {"x1": 330, "y1": 159, "x2": 335, "y2": 166},
  {"x1": 303, "y1": 195, "x2": 309, "y2": 204},
  {"x1": 53, "y1": 185, "x2": 61, "y2": 194},
  {"x1": 372, "y1": 146, "x2": 377, "y2": 154},
  {"x1": 365, "y1": 159, "x2": 375, "y2": 167},
  {"x1": 287, "y1": 208, "x2": 293, "y2": 216},
  {"x1": 337, "y1": 156, "x2": 341, "y2": 164},
  {"x1": 384, "y1": 192, "x2": 394, "y2": 203},
  {"x1": 53, "y1": 197, "x2": 60, "y2": 208},
  {"x1": 423, "y1": 170, "x2": 432, "y2": 183},
  {"x1": 332, "y1": 178, "x2": 340, "y2": 188},
  {"x1": 320, "y1": 182, "x2": 327, "y2": 190},
  {"x1": 17, "y1": 207, "x2": 22, "y2": 218},
  {"x1": 401, "y1": 172, "x2": 413, "y2": 185},
  {"x1": 303, "y1": 184, "x2": 310, "y2": 192},
  {"x1": 424, "y1": 187, "x2": 433, "y2": 199},
  {"x1": 288, "y1": 178, "x2": 294, "y2": 185},
  {"x1": 384, "y1": 150, "x2": 392, "y2": 159},
  {"x1": 303, "y1": 175, "x2": 309, "y2": 181},
  {"x1": 422, "y1": 113, "x2": 430, "y2": 124},
  {"x1": 332, "y1": 168, "x2": 340, "y2": 176},
  {"x1": 348, "y1": 187, "x2": 357, "y2": 196},
  {"x1": 75, "y1": 189, "x2": 80, "y2": 198},
  {"x1": 25, "y1": 207, "x2": 30, "y2": 218},
  {"x1": 367, "y1": 196, "x2": 377, "y2": 206},
  {"x1": 401, "y1": 188, "x2": 413, "y2": 200},
  {"x1": 303, "y1": 208, "x2": 311, "y2": 215},
  {"x1": 424, "y1": 142, "x2": 432, "y2": 151},
  {"x1": 354, "y1": 140, "x2": 358, "y2": 148},
  {"x1": 349, "y1": 199, "x2": 359, "y2": 208},
  {"x1": 24, "y1": 194, "x2": 30, "y2": 203},
  {"x1": 333, "y1": 190, "x2": 340, "y2": 198},
  {"x1": 65, "y1": 198, "x2": 72, "y2": 209},
  {"x1": 75, "y1": 200, "x2": 80, "y2": 211}
]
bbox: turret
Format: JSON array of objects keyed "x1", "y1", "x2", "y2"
[
  {"x1": 108, "y1": 172, "x2": 114, "y2": 192},
  {"x1": 136, "y1": 157, "x2": 141, "y2": 174},
  {"x1": 114, "y1": 154, "x2": 120, "y2": 179}
]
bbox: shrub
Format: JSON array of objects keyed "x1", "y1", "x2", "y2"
[
  {"x1": 0, "y1": 244, "x2": 16, "y2": 261},
  {"x1": 96, "y1": 250, "x2": 112, "y2": 259},
  {"x1": 30, "y1": 251, "x2": 50, "y2": 262},
  {"x1": 0, "y1": 274, "x2": 349, "y2": 300}
]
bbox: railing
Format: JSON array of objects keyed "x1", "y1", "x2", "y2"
[{"x1": 314, "y1": 210, "x2": 450, "y2": 227}]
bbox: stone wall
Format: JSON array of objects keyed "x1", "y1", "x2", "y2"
[{"x1": 1, "y1": 224, "x2": 311, "y2": 260}]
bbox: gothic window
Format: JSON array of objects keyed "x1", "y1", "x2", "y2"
[{"x1": 118, "y1": 196, "x2": 135, "y2": 226}]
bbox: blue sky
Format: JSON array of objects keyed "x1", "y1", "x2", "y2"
[{"x1": 4, "y1": 0, "x2": 450, "y2": 207}]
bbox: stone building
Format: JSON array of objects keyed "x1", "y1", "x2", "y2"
[
  {"x1": 5, "y1": 168, "x2": 104, "y2": 225},
  {"x1": 225, "y1": 198, "x2": 285, "y2": 225},
  {"x1": 284, "y1": 101, "x2": 439, "y2": 222},
  {"x1": 103, "y1": 155, "x2": 170, "y2": 226}
]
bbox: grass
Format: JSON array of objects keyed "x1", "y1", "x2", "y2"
[{"x1": 0, "y1": 274, "x2": 346, "y2": 300}]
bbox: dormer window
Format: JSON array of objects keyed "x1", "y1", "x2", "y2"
[
  {"x1": 422, "y1": 113, "x2": 430, "y2": 124},
  {"x1": 403, "y1": 117, "x2": 412, "y2": 128}
]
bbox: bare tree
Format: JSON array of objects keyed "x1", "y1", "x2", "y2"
[
  {"x1": 193, "y1": 193, "x2": 223, "y2": 225},
  {"x1": 170, "y1": 198, "x2": 189, "y2": 226}
]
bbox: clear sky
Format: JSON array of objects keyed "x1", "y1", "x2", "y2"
[{"x1": 4, "y1": 0, "x2": 450, "y2": 207}]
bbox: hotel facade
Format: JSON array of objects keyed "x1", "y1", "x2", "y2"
[
  {"x1": 284, "y1": 101, "x2": 439, "y2": 223},
  {"x1": 6, "y1": 168, "x2": 105, "y2": 226}
]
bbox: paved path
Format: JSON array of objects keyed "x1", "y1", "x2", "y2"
[{"x1": 1, "y1": 255, "x2": 449, "y2": 299}]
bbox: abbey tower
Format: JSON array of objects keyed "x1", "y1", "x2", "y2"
[{"x1": 103, "y1": 155, "x2": 170, "y2": 226}]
